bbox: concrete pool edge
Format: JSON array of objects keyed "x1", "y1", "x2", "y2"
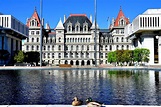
[
  {"x1": 0, "y1": 66, "x2": 161, "y2": 71},
  {"x1": 0, "y1": 105, "x2": 158, "y2": 107}
]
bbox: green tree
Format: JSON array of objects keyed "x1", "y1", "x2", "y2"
[
  {"x1": 107, "y1": 51, "x2": 116, "y2": 64},
  {"x1": 116, "y1": 50, "x2": 124, "y2": 65},
  {"x1": 133, "y1": 48, "x2": 142, "y2": 63},
  {"x1": 14, "y1": 50, "x2": 25, "y2": 63},
  {"x1": 122, "y1": 50, "x2": 132, "y2": 66},
  {"x1": 24, "y1": 51, "x2": 40, "y2": 65},
  {"x1": 141, "y1": 48, "x2": 150, "y2": 63}
]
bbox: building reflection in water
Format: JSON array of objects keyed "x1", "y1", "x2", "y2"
[{"x1": 0, "y1": 69, "x2": 160, "y2": 105}]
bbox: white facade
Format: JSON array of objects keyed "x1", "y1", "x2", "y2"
[{"x1": 125, "y1": 9, "x2": 161, "y2": 64}]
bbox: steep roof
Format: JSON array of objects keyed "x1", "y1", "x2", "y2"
[
  {"x1": 63, "y1": 14, "x2": 92, "y2": 31},
  {"x1": 56, "y1": 19, "x2": 64, "y2": 29},
  {"x1": 114, "y1": 7, "x2": 129, "y2": 27},
  {"x1": 26, "y1": 8, "x2": 41, "y2": 27}
]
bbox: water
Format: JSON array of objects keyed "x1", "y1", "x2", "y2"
[{"x1": 0, "y1": 69, "x2": 160, "y2": 105}]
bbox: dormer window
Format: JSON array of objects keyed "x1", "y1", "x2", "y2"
[
  {"x1": 119, "y1": 18, "x2": 125, "y2": 26},
  {"x1": 83, "y1": 21, "x2": 88, "y2": 32},
  {"x1": 67, "y1": 21, "x2": 72, "y2": 32},
  {"x1": 75, "y1": 21, "x2": 80, "y2": 32}
]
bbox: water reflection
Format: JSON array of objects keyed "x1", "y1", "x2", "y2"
[{"x1": 0, "y1": 70, "x2": 160, "y2": 105}]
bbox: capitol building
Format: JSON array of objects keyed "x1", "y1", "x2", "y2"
[{"x1": 22, "y1": 8, "x2": 132, "y2": 66}]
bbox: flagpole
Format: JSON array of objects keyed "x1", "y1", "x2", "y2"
[
  {"x1": 94, "y1": 0, "x2": 97, "y2": 66},
  {"x1": 40, "y1": 0, "x2": 43, "y2": 67}
]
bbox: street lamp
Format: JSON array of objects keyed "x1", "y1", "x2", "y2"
[{"x1": 40, "y1": 0, "x2": 43, "y2": 67}]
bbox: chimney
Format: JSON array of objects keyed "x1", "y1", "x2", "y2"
[
  {"x1": 64, "y1": 15, "x2": 66, "y2": 23},
  {"x1": 90, "y1": 15, "x2": 92, "y2": 22}
]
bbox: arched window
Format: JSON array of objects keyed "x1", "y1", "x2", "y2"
[
  {"x1": 121, "y1": 37, "x2": 124, "y2": 42},
  {"x1": 83, "y1": 38, "x2": 85, "y2": 42},
  {"x1": 116, "y1": 37, "x2": 119, "y2": 42},
  {"x1": 122, "y1": 45, "x2": 124, "y2": 50},
  {"x1": 116, "y1": 45, "x2": 119, "y2": 50},
  {"x1": 88, "y1": 38, "x2": 90, "y2": 42},
  {"x1": 32, "y1": 38, "x2": 34, "y2": 42},
  {"x1": 75, "y1": 38, "x2": 77, "y2": 42},
  {"x1": 32, "y1": 45, "x2": 34, "y2": 50},
  {"x1": 110, "y1": 45, "x2": 112, "y2": 50},
  {"x1": 86, "y1": 38, "x2": 88, "y2": 42},
  {"x1": 68, "y1": 26, "x2": 71, "y2": 32},
  {"x1": 31, "y1": 20, "x2": 34, "y2": 26},
  {"x1": 37, "y1": 45, "x2": 39, "y2": 50},
  {"x1": 71, "y1": 45, "x2": 73, "y2": 50},
  {"x1": 76, "y1": 26, "x2": 79, "y2": 32},
  {"x1": 58, "y1": 37, "x2": 61, "y2": 42},
  {"x1": 127, "y1": 45, "x2": 129, "y2": 50},
  {"x1": 37, "y1": 38, "x2": 39, "y2": 42},
  {"x1": 58, "y1": 45, "x2": 61, "y2": 50},
  {"x1": 67, "y1": 38, "x2": 69, "y2": 42},
  {"x1": 82, "y1": 45, "x2": 84, "y2": 50},
  {"x1": 80, "y1": 38, "x2": 82, "y2": 42}
]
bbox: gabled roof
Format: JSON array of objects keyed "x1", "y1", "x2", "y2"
[
  {"x1": 56, "y1": 19, "x2": 64, "y2": 29},
  {"x1": 26, "y1": 8, "x2": 41, "y2": 27},
  {"x1": 114, "y1": 7, "x2": 129, "y2": 27}
]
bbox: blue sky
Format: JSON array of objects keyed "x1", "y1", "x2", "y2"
[{"x1": 0, "y1": 0, "x2": 161, "y2": 29}]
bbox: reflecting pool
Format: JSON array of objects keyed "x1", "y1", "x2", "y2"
[{"x1": 0, "y1": 69, "x2": 160, "y2": 105}]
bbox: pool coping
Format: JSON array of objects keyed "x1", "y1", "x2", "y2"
[
  {"x1": 0, "y1": 66, "x2": 161, "y2": 71},
  {"x1": 0, "y1": 105, "x2": 156, "y2": 107}
]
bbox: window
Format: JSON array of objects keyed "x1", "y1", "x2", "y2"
[
  {"x1": 121, "y1": 37, "x2": 124, "y2": 42},
  {"x1": 71, "y1": 45, "x2": 73, "y2": 50},
  {"x1": 68, "y1": 26, "x2": 71, "y2": 31},
  {"x1": 76, "y1": 45, "x2": 79, "y2": 51},
  {"x1": 26, "y1": 45, "x2": 29, "y2": 50},
  {"x1": 59, "y1": 53, "x2": 61, "y2": 58},
  {"x1": 48, "y1": 45, "x2": 50, "y2": 51},
  {"x1": 52, "y1": 53, "x2": 54, "y2": 58},
  {"x1": 58, "y1": 45, "x2": 61, "y2": 50},
  {"x1": 116, "y1": 37, "x2": 119, "y2": 42},
  {"x1": 127, "y1": 45, "x2": 129, "y2": 50},
  {"x1": 32, "y1": 38, "x2": 34, "y2": 42},
  {"x1": 67, "y1": 38, "x2": 69, "y2": 42},
  {"x1": 44, "y1": 46, "x2": 46, "y2": 50},
  {"x1": 32, "y1": 45, "x2": 34, "y2": 50},
  {"x1": 36, "y1": 31, "x2": 39, "y2": 35},
  {"x1": 37, "y1": 45, "x2": 39, "y2": 50},
  {"x1": 82, "y1": 45, "x2": 84, "y2": 50},
  {"x1": 122, "y1": 45, "x2": 124, "y2": 50},
  {"x1": 87, "y1": 45, "x2": 89, "y2": 50},
  {"x1": 116, "y1": 30, "x2": 119, "y2": 34},
  {"x1": 116, "y1": 45, "x2": 119, "y2": 50},
  {"x1": 37, "y1": 38, "x2": 39, "y2": 42},
  {"x1": 31, "y1": 31, "x2": 34, "y2": 35},
  {"x1": 27, "y1": 38, "x2": 29, "y2": 42},
  {"x1": 59, "y1": 37, "x2": 61, "y2": 42},
  {"x1": 48, "y1": 53, "x2": 50, "y2": 58},
  {"x1": 52, "y1": 45, "x2": 54, "y2": 50}
]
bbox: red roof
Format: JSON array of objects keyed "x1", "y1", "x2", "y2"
[
  {"x1": 114, "y1": 7, "x2": 129, "y2": 27},
  {"x1": 70, "y1": 14, "x2": 87, "y2": 17},
  {"x1": 26, "y1": 8, "x2": 41, "y2": 27}
]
